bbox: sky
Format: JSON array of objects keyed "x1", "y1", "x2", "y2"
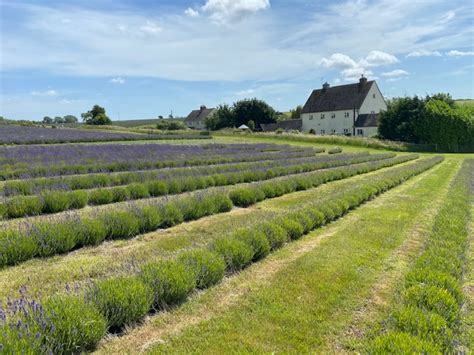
[{"x1": 0, "y1": 0, "x2": 473, "y2": 121}]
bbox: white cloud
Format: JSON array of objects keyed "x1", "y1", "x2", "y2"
[
  {"x1": 202, "y1": 0, "x2": 270, "y2": 23},
  {"x1": 363, "y1": 51, "x2": 399, "y2": 66},
  {"x1": 446, "y1": 50, "x2": 474, "y2": 57},
  {"x1": 110, "y1": 77, "x2": 125, "y2": 84},
  {"x1": 320, "y1": 53, "x2": 357, "y2": 69},
  {"x1": 341, "y1": 68, "x2": 374, "y2": 81},
  {"x1": 30, "y1": 89, "x2": 57, "y2": 96},
  {"x1": 237, "y1": 89, "x2": 256, "y2": 96},
  {"x1": 381, "y1": 69, "x2": 409, "y2": 78},
  {"x1": 139, "y1": 21, "x2": 162, "y2": 35},
  {"x1": 406, "y1": 49, "x2": 442, "y2": 57},
  {"x1": 185, "y1": 8, "x2": 200, "y2": 17}
]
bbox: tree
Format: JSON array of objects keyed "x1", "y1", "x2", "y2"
[
  {"x1": 290, "y1": 105, "x2": 303, "y2": 119},
  {"x1": 156, "y1": 120, "x2": 186, "y2": 130},
  {"x1": 63, "y1": 115, "x2": 78, "y2": 123},
  {"x1": 232, "y1": 98, "x2": 277, "y2": 127},
  {"x1": 43, "y1": 116, "x2": 53, "y2": 124},
  {"x1": 81, "y1": 105, "x2": 111, "y2": 125},
  {"x1": 54, "y1": 116, "x2": 65, "y2": 124},
  {"x1": 247, "y1": 120, "x2": 255, "y2": 131},
  {"x1": 205, "y1": 104, "x2": 234, "y2": 131}
]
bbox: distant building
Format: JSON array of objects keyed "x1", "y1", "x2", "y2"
[
  {"x1": 184, "y1": 105, "x2": 216, "y2": 130},
  {"x1": 301, "y1": 77, "x2": 386, "y2": 137},
  {"x1": 260, "y1": 119, "x2": 302, "y2": 132}
]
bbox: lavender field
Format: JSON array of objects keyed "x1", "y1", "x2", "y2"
[{"x1": 0, "y1": 125, "x2": 210, "y2": 144}]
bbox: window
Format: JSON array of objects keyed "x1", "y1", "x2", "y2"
[
  {"x1": 344, "y1": 112, "x2": 350, "y2": 118},
  {"x1": 331, "y1": 129, "x2": 336, "y2": 134},
  {"x1": 373, "y1": 94, "x2": 376, "y2": 98},
  {"x1": 371, "y1": 110, "x2": 375, "y2": 114},
  {"x1": 320, "y1": 114, "x2": 325, "y2": 119},
  {"x1": 320, "y1": 129, "x2": 325, "y2": 135},
  {"x1": 309, "y1": 115, "x2": 313, "y2": 120},
  {"x1": 343, "y1": 128, "x2": 349, "y2": 134},
  {"x1": 357, "y1": 129, "x2": 363, "y2": 136},
  {"x1": 331, "y1": 113, "x2": 336, "y2": 119}
]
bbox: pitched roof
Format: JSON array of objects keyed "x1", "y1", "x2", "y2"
[
  {"x1": 184, "y1": 108, "x2": 215, "y2": 123},
  {"x1": 355, "y1": 113, "x2": 379, "y2": 127},
  {"x1": 302, "y1": 80, "x2": 375, "y2": 114},
  {"x1": 260, "y1": 119, "x2": 302, "y2": 132}
]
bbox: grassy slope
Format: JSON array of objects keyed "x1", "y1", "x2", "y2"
[
  {"x1": 98, "y1": 158, "x2": 458, "y2": 353},
  {"x1": 0, "y1": 158, "x2": 411, "y2": 301}
]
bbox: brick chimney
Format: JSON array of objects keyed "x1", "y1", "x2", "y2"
[
  {"x1": 200, "y1": 105, "x2": 207, "y2": 111},
  {"x1": 322, "y1": 82, "x2": 330, "y2": 92},
  {"x1": 358, "y1": 75, "x2": 367, "y2": 91}
]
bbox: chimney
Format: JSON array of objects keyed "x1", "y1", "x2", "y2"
[
  {"x1": 359, "y1": 75, "x2": 367, "y2": 90},
  {"x1": 200, "y1": 105, "x2": 207, "y2": 111},
  {"x1": 322, "y1": 82, "x2": 330, "y2": 92}
]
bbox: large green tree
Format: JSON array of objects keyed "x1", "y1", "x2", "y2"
[
  {"x1": 232, "y1": 98, "x2": 277, "y2": 127},
  {"x1": 64, "y1": 115, "x2": 78, "y2": 123},
  {"x1": 81, "y1": 105, "x2": 111, "y2": 125},
  {"x1": 205, "y1": 104, "x2": 234, "y2": 130}
]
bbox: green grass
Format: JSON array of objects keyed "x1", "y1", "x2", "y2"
[{"x1": 97, "y1": 159, "x2": 459, "y2": 353}]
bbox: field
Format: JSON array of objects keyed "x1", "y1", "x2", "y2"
[{"x1": 0, "y1": 130, "x2": 472, "y2": 354}]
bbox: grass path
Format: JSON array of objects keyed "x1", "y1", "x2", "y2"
[
  {"x1": 0, "y1": 159, "x2": 413, "y2": 301},
  {"x1": 98, "y1": 158, "x2": 457, "y2": 353}
]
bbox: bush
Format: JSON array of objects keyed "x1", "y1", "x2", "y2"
[
  {"x1": 259, "y1": 222, "x2": 288, "y2": 250},
  {"x1": 140, "y1": 260, "x2": 195, "y2": 308},
  {"x1": 137, "y1": 206, "x2": 163, "y2": 233},
  {"x1": 328, "y1": 147, "x2": 342, "y2": 154},
  {"x1": 0, "y1": 229, "x2": 38, "y2": 267},
  {"x1": 391, "y1": 306, "x2": 453, "y2": 349},
  {"x1": 127, "y1": 183, "x2": 150, "y2": 199},
  {"x1": 278, "y1": 217, "x2": 305, "y2": 240},
  {"x1": 88, "y1": 189, "x2": 113, "y2": 205},
  {"x1": 212, "y1": 237, "x2": 254, "y2": 271},
  {"x1": 235, "y1": 229, "x2": 270, "y2": 261},
  {"x1": 101, "y1": 210, "x2": 140, "y2": 240},
  {"x1": 178, "y1": 249, "x2": 226, "y2": 289},
  {"x1": 160, "y1": 203, "x2": 184, "y2": 228},
  {"x1": 110, "y1": 186, "x2": 131, "y2": 202},
  {"x1": 41, "y1": 190, "x2": 71, "y2": 213},
  {"x1": 44, "y1": 295, "x2": 107, "y2": 353},
  {"x1": 6, "y1": 195, "x2": 43, "y2": 218},
  {"x1": 69, "y1": 190, "x2": 89, "y2": 209},
  {"x1": 147, "y1": 181, "x2": 169, "y2": 196},
  {"x1": 77, "y1": 217, "x2": 107, "y2": 247},
  {"x1": 370, "y1": 331, "x2": 439, "y2": 353},
  {"x1": 229, "y1": 187, "x2": 259, "y2": 207},
  {"x1": 404, "y1": 284, "x2": 460, "y2": 326},
  {"x1": 89, "y1": 276, "x2": 153, "y2": 329},
  {"x1": 31, "y1": 221, "x2": 78, "y2": 257}
]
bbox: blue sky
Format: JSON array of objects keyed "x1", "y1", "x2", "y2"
[{"x1": 1, "y1": 0, "x2": 473, "y2": 121}]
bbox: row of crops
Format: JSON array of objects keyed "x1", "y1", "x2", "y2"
[
  {"x1": 0, "y1": 143, "x2": 319, "y2": 179},
  {"x1": 0, "y1": 153, "x2": 417, "y2": 267},
  {"x1": 0, "y1": 155, "x2": 444, "y2": 353},
  {"x1": 0, "y1": 125, "x2": 211, "y2": 144},
  {"x1": 0, "y1": 153, "x2": 396, "y2": 219},
  {"x1": 369, "y1": 159, "x2": 473, "y2": 353}
]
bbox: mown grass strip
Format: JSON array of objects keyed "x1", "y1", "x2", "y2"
[
  {"x1": 366, "y1": 159, "x2": 473, "y2": 353},
  {"x1": 0, "y1": 153, "x2": 393, "y2": 219},
  {"x1": 0, "y1": 155, "x2": 416, "y2": 268},
  {"x1": 0, "y1": 157, "x2": 442, "y2": 353}
]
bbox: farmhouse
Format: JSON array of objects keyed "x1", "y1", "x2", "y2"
[
  {"x1": 301, "y1": 76, "x2": 386, "y2": 137},
  {"x1": 184, "y1": 105, "x2": 216, "y2": 130}
]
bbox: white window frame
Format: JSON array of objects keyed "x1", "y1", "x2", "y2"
[
  {"x1": 357, "y1": 129, "x2": 363, "y2": 135},
  {"x1": 309, "y1": 115, "x2": 313, "y2": 120},
  {"x1": 331, "y1": 129, "x2": 336, "y2": 134},
  {"x1": 344, "y1": 112, "x2": 350, "y2": 118},
  {"x1": 331, "y1": 113, "x2": 336, "y2": 119},
  {"x1": 320, "y1": 129, "x2": 325, "y2": 135},
  {"x1": 343, "y1": 128, "x2": 349, "y2": 134},
  {"x1": 320, "y1": 114, "x2": 325, "y2": 119}
]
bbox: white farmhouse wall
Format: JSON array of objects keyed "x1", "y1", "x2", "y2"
[
  {"x1": 355, "y1": 126, "x2": 378, "y2": 137},
  {"x1": 359, "y1": 83, "x2": 387, "y2": 114},
  {"x1": 302, "y1": 110, "x2": 354, "y2": 135}
]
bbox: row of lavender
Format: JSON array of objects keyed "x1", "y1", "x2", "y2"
[
  {"x1": 0, "y1": 143, "x2": 319, "y2": 180},
  {"x1": 0, "y1": 154, "x2": 418, "y2": 268},
  {"x1": 2, "y1": 152, "x2": 377, "y2": 196},
  {"x1": 0, "y1": 156, "x2": 443, "y2": 353},
  {"x1": 0, "y1": 125, "x2": 210, "y2": 145},
  {"x1": 0, "y1": 153, "x2": 395, "y2": 219}
]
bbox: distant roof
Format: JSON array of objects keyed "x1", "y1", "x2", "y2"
[
  {"x1": 238, "y1": 124, "x2": 250, "y2": 129},
  {"x1": 184, "y1": 107, "x2": 215, "y2": 123},
  {"x1": 260, "y1": 119, "x2": 302, "y2": 132},
  {"x1": 302, "y1": 80, "x2": 375, "y2": 114},
  {"x1": 355, "y1": 113, "x2": 379, "y2": 127}
]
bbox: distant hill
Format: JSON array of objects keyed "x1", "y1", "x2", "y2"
[{"x1": 455, "y1": 99, "x2": 474, "y2": 107}]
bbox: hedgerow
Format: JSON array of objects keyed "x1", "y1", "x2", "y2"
[
  {"x1": 1, "y1": 156, "x2": 444, "y2": 351},
  {"x1": 368, "y1": 158, "x2": 472, "y2": 352},
  {"x1": 0, "y1": 155, "x2": 418, "y2": 268}
]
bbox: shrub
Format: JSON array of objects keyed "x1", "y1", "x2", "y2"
[
  {"x1": 229, "y1": 187, "x2": 258, "y2": 207},
  {"x1": 0, "y1": 229, "x2": 37, "y2": 267},
  {"x1": 328, "y1": 147, "x2": 342, "y2": 154},
  {"x1": 88, "y1": 189, "x2": 113, "y2": 205},
  {"x1": 370, "y1": 331, "x2": 439, "y2": 354},
  {"x1": 89, "y1": 276, "x2": 153, "y2": 329},
  {"x1": 5, "y1": 195, "x2": 43, "y2": 218},
  {"x1": 140, "y1": 260, "x2": 195, "y2": 308},
  {"x1": 101, "y1": 210, "x2": 140, "y2": 240},
  {"x1": 137, "y1": 206, "x2": 162, "y2": 233},
  {"x1": 147, "y1": 181, "x2": 169, "y2": 196},
  {"x1": 259, "y1": 222, "x2": 288, "y2": 250},
  {"x1": 42, "y1": 191, "x2": 71, "y2": 213},
  {"x1": 235, "y1": 229, "x2": 270, "y2": 261},
  {"x1": 44, "y1": 295, "x2": 107, "y2": 353},
  {"x1": 404, "y1": 284, "x2": 460, "y2": 326},
  {"x1": 278, "y1": 217, "x2": 305, "y2": 240},
  {"x1": 178, "y1": 249, "x2": 226, "y2": 289},
  {"x1": 391, "y1": 306, "x2": 453, "y2": 349},
  {"x1": 31, "y1": 221, "x2": 78, "y2": 257},
  {"x1": 160, "y1": 203, "x2": 184, "y2": 228},
  {"x1": 212, "y1": 237, "x2": 254, "y2": 272},
  {"x1": 76, "y1": 217, "x2": 107, "y2": 247},
  {"x1": 69, "y1": 190, "x2": 89, "y2": 209},
  {"x1": 110, "y1": 186, "x2": 131, "y2": 202},
  {"x1": 127, "y1": 183, "x2": 150, "y2": 199}
]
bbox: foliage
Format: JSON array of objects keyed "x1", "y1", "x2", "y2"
[
  {"x1": 212, "y1": 237, "x2": 254, "y2": 272},
  {"x1": 178, "y1": 249, "x2": 226, "y2": 289},
  {"x1": 289, "y1": 105, "x2": 303, "y2": 119},
  {"x1": 81, "y1": 105, "x2": 112, "y2": 125},
  {"x1": 156, "y1": 120, "x2": 187, "y2": 130}
]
